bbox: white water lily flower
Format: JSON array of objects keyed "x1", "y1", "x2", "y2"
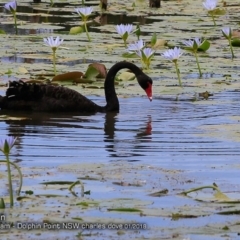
[
  {"x1": 127, "y1": 39, "x2": 145, "y2": 51},
  {"x1": 4, "y1": 1, "x2": 17, "y2": 12},
  {"x1": 43, "y1": 36, "x2": 64, "y2": 49},
  {"x1": 222, "y1": 27, "x2": 231, "y2": 38},
  {"x1": 202, "y1": 0, "x2": 218, "y2": 11},
  {"x1": 222, "y1": 27, "x2": 234, "y2": 59},
  {"x1": 182, "y1": 38, "x2": 202, "y2": 48},
  {"x1": 75, "y1": 7, "x2": 93, "y2": 17},
  {"x1": 116, "y1": 24, "x2": 133, "y2": 37},
  {"x1": 162, "y1": 47, "x2": 183, "y2": 61},
  {"x1": 162, "y1": 47, "x2": 183, "y2": 86},
  {"x1": 0, "y1": 136, "x2": 17, "y2": 155},
  {"x1": 137, "y1": 48, "x2": 155, "y2": 59}
]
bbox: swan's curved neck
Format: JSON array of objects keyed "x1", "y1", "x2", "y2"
[{"x1": 104, "y1": 62, "x2": 142, "y2": 111}]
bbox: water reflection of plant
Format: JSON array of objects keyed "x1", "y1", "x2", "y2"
[
  {"x1": 0, "y1": 137, "x2": 22, "y2": 208},
  {"x1": 4, "y1": 1, "x2": 18, "y2": 34}
]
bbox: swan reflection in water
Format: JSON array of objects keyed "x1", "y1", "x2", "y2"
[
  {"x1": 0, "y1": 111, "x2": 152, "y2": 163},
  {"x1": 104, "y1": 112, "x2": 152, "y2": 159}
]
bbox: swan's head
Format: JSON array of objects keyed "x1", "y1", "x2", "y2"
[{"x1": 138, "y1": 74, "x2": 153, "y2": 101}]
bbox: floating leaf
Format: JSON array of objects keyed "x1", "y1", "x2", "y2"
[
  {"x1": 217, "y1": 210, "x2": 240, "y2": 215},
  {"x1": 198, "y1": 40, "x2": 210, "y2": 52},
  {"x1": 25, "y1": 190, "x2": 34, "y2": 195},
  {"x1": 210, "y1": 8, "x2": 226, "y2": 15},
  {"x1": 231, "y1": 38, "x2": 240, "y2": 47},
  {"x1": 126, "y1": 7, "x2": 134, "y2": 11},
  {"x1": 88, "y1": 63, "x2": 107, "y2": 78},
  {"x1": 152, "y1": 39, "x2": 166, "y2": 49},
  {"x1": 40, "y1": 181, "x2": 75, "y2": 185},
  {"x1": 117, "y1": 72, "x2": 135, "y2": 81},
  {"x1": 84, "y1": 63, "x2": 106, "y2": 80},
  {"x1": 18, "y1": 67, "x2": 28, "y2": 74},
  {"x1": 77, "y1": 202, "x2": 89, "y2": 207},
  {"x1": 38, "y1": 194, "x2": 63, "y2": 197},
  {"x1": 148, "y1": 189, "x2": 169, "y2": 197},
  {"x1": 107, "y1": 208, "x2": 142, "y2": 212},
  {"x1": 122, "y1": 52, "x2": 138, "y2": 58},
  {"x1": 52, "y1": 72, "x2": 84, "y2": 83},
  {"x1": 69, "y1": 26, "x2": 84, "y2": 35},
  {"x1": 214, "y1": 191, "x2": 231, "y2": 201},
  {"x1": 82, "y1": 85, "x2": 102, "y2": 89},
  {"x1": 72, "y1": 217, "x2": 83, "y2": 221},
  {"x1": 172, "y1": 213, "x2": 197, "y2": 220},
  {"x1": 5, "y1": 69, "x2": 12, "y2": 75},
  {"x1": 16, "y1": 196, "x2": 31, "y2": 201}
]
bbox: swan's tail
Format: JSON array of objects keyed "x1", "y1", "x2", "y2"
[
  {"x1": 0, "y1": 81, "x2": 43, "y2": 110},
  {"x1": 6, "y1": 81, "x2": 41, "y2": 101}
]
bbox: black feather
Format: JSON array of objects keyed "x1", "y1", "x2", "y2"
[{"x1": 0, "y1": 62, "x2": 153, "y2": 113}]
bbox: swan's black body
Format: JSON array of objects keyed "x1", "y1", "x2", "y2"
[{"x1": 0, "y1": 62, "x2": 153, "y2": 113}]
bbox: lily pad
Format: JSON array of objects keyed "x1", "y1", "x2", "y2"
[
  {"x1": 69, "y1": 26, "x2": 84, "y2": 35},
  {"x1": 231, "y1": 38, "x2": 240, "y2": 47}
]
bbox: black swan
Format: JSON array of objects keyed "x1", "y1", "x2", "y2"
[{"x1": 0, "y1": 61, "x2": 152, "y2": 113}]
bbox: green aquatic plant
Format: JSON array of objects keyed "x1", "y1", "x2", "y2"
[
  {"x1": 75, "y1": 7, "x2": 93, "y2": 42},
  {"x1": 222, "y1": 27, "x2": 234, "y2": 59},
  {"x1": 162, "y1": 47, "x2": 183, "y2": 87},
  {"x1": 135, "y1": 24, "x2": 141, "y2": 40},
  {"x1": 136, "y1": 48, "x2": 155, "y2": 70},
  {"x1": 43, "y1": 36, "x2": 64, "y2": 76},
  {"x1": 116, "y1": 24, "x2": 133, "y2": 47},
  {"x1": 182, "y1": 38, "x2": 207, "y2": 77},
  {"x1": 127, "y1": 39, "x2": 155, "y2": 69},
  {"x1": 202, "y1": 0, "x2": 218, "y2": 26},
  {"x1": 0, "y1": 137, "x2": 17, "y2": 207},
  {"x1": 4, "y1": 1, "x2": 18, "y2": 34}
]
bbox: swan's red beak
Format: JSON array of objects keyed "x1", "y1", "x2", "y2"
[{"x1": 145, "y1": 83, "x2": 152, "y2": 101}]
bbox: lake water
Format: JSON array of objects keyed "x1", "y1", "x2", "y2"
[
  {"x1": 1, "y1": 0, "x2": 240, "y2": 239},
  {"x1": 0, "y1": 92, "x2": 240, "y2": 239}
]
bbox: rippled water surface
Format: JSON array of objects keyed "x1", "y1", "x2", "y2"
[
  {"x1": 2, "y1": 92, "x2": 239, "y2": 167},
  {"x1": 1, "y1": 92, "x2": 240, "y2": 239}
]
